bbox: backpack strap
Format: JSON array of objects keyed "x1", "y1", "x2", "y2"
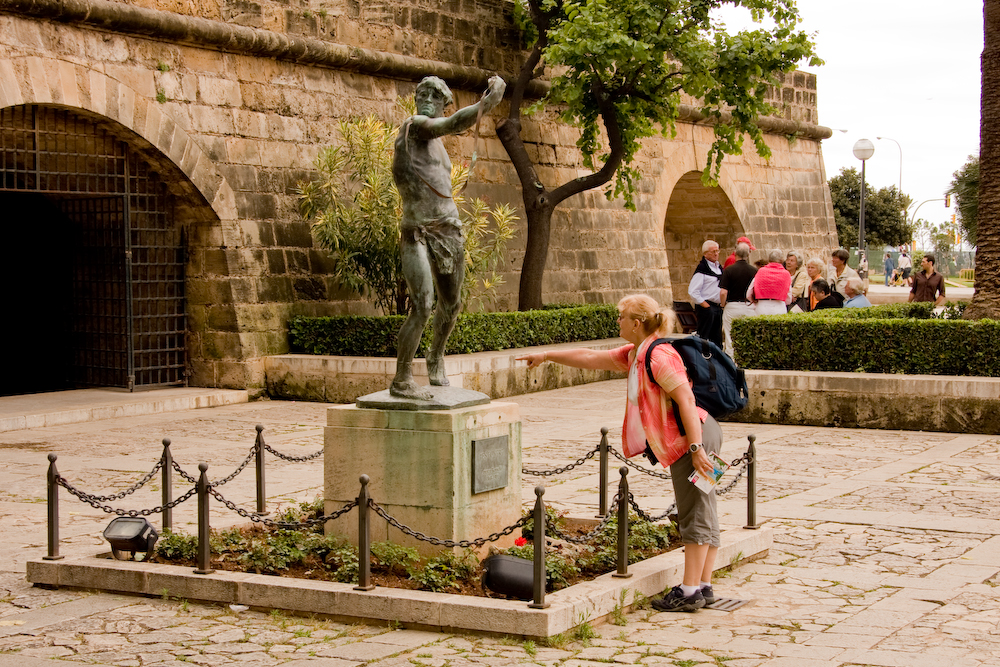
[{"x1": 642, "y1": 337, "x2": 688, "y2": 437}]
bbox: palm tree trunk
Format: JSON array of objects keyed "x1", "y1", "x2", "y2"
[{"x1": 966, "y1": 0, "x2": 1000, "y2": 318}]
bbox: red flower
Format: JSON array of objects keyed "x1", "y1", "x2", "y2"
[{"x1": 514, "y1": 537, "x2": 527, "y2": 547}]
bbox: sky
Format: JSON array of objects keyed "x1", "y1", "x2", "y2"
[{"x1": 718, "y1": 0, "x2": 983, "y2": 241}]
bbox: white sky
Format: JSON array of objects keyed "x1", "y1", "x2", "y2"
[{"x1": 719, "y1": 0, "x2": 983, "y2": 234}]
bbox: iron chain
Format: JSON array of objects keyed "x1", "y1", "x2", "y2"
[
  {"x1": 627, "y1": 491, "x2": 676, "y2": 522},
  {"x1": 522, "y1": 445, "x2": 599, "y2": 476},
  {"x1": 546, "y1": 494, "x2": 623, "y2": 544},
  {"x1": 171, "y1": 451, "x2": 254, "y2": 488},
  {"x1": 368, "y1": 499, "x2": 529, "y2": 548},
  {"x1": 207, "y1": 486, "x2": 358, "y2": 528},
  {"x1": 86, "y1": 458, "x2": 164, "y2": 502},
  {"x1": 716, "y1": 452, "x2": 752, "y2": 496},
  {"x1": 609, "y1": 448, "x2": 672, "y2": 480},
  {"x1": 56, "y1": 475, "x2": 197, "y2": 516},
  {"x1": 264, "y1": 442, "x2": 323, "y2": 462}
]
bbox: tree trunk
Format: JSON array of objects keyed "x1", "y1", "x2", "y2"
[
  {"x1": 517, "y1": 199, "x2": 555, "y2": 310},
  {"x1": 966, "y1": 0, "x2": 1000, "y2": 319}
]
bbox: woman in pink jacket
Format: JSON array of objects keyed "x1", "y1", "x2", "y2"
[{"x1": 517, "y1": 294, "x2": 723, "y2": 613}]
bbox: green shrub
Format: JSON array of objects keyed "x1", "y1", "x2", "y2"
[
  {"x1": 155, "y1": 529, "x2": 198, "y2": 560},
  {"x1": 411, "y1": 549, "x2": 479, "y2": 592},
  {"x1": 288, "y1": 304, "x2": 619, "y2": 356},
  {"x1": 732, "y1": 303, "x2": 1000, "y2": 376}
]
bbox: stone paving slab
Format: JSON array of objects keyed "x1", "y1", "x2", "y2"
[{"x1": 0, "y1": 381, "x2": 999, "y2": 665}]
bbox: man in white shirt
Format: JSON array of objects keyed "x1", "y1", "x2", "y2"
[
  {"x1": 898, "y1": 252, "x2": 912, "y2": 286},
  {"x1": 688, "y1": 240, "x2": 724, "y2": 348}
]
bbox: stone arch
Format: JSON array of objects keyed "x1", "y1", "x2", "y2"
[
  {"x1": 0, "y1": 55, "x2": 237, "y2": 224},
  {"x1": 662, "y1": 170, "x2": 746, "y2": 302},
  {"x1": 0, "y1": 55, "x2": 243, "y2": 392}
]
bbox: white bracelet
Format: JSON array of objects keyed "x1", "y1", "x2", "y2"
[{"x1": 542, "y1": 352, "x2": 548, "y2": 362}]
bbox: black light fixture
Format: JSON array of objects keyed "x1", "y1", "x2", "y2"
[
  {"x1": 104, "y1": 517, "x2": 159, "y2": 561},
  {"x1": 481, "y1": 553, "x2": 533, "y2": 600}
]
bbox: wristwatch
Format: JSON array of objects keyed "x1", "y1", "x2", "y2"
[{"x1": 689, "y1": 442, "x2": 703, "y2": 453}]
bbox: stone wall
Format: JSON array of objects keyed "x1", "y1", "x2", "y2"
[{"x1": 0, "y1": 0, "x2": 838, "y2": 395}]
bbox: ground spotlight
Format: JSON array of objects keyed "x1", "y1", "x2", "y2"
[{"x1": 103, "y1": 517, "x2": 159, "y2": 561}]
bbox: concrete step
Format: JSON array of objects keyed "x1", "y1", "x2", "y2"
[{"x1": 0, "y1": 387, "x2": 249, "y2": 433}]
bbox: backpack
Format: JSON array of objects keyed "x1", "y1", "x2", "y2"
[{"x1": 643, "y1": 336, "x2": 748, "y2": 434}]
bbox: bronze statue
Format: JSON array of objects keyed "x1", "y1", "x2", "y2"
[{"x1": 389, "y1": 74, "x2": 506, "y2": 400}]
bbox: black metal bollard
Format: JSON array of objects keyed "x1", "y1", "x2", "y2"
[
  {"x1": 254, "y1": 424, "x2": 268, "y2": 516},
  {"x1": 194, "y1": 463, "x2": 214, "y2": 574},
  {"x1": 744, "y1": 435, "x2": 759, "y2": 529},
  {"x1": 598, "y1": 426, "x2": 609, "y2": 517},
  {"x1": 613, "y1": 466, "x2": 632, "y2": 578},
  {"x1": 528, "y1": 485, "x2": 549, "y2": 609},
  {"x1": 161, "y1": 438, "x2": 172, "y2": 532},
  {"x1": 355, "y1": 474, "x2": 374, "y2": 591},
  {"x1": 44, "y1": 454, "x2": 63, "y2": 561}
]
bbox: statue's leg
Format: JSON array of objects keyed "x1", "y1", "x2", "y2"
[
  {"x1": 391, "y1": 239, "x2": 434, "y2": 400},
  {"x1": 427, "y1": 256, "x2": 465, "y2": 386}
]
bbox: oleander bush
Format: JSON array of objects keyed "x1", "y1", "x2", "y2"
[
  {"x1": 288, "y1": 304, "x2": 619, "y2": 357},
  {"x1": 731, "y1": 301, "x2": 1000, "y2": 376}
]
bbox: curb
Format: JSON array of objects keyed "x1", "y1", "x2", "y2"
[{"x1": 26, "y1": 526, "x2": 771, "y2": 638}]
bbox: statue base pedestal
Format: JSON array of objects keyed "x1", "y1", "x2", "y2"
[{"x1": 323, "y1": 400, "x2": 522, "y2": 557}]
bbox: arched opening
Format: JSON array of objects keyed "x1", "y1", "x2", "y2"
[
  {"x1": 663, "y1": 172, "x2": 745, "y2": 302},
  {"x1": 0, "y1": 105, "x2": 187, "y2": 395}
]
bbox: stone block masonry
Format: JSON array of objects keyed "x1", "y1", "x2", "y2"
[{"x1": 0, "y1": 0, "x2": 838, "y2": 395}]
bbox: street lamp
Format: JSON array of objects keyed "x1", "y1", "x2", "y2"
[
  {"x1": 876, "y1": 136, "x2": 902, "y2": 195},
  {"x1": 853, "y1": 139, "x2": 875, "y2": 253}
]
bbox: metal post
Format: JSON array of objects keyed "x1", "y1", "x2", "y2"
[
  {"x1": 744, "y1": 435, "x2": 760, "y2": 530},
  {"x1": 194, "y1": 463, "x2": 214, "y2": 574},
  {"x1": 355, "y1": 474, "x2": 375, "y2": 591},
  {"x1": 528, "y1": 485, "x2": 549, "y2": 609},
  {"x1": 613, "y1": 466, "x2": 632, "y2": 578},
  {"x1": 598, "y1": 426, "x2": 609, "y2": 517},
  {"x1": 254, "y1": 424, "x2": 268, "y2": 515},
  {"x1": 44, "y1": 454, "x2": 63, "y2": 561},
  {"x1": 161, "y1": 438, "x2": 172, "y2": 532},
  {"x1": 859, "y1": 159, "x2": 867, "y2": 252}
]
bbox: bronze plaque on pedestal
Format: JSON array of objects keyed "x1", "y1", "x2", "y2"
[{"x1": 472, "y1": 435, "x2": 509, "y2": 494}]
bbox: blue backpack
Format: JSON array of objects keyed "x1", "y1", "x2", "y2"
[{"x1": 643, "y1": 336, "x2": 748, "y2": 433}]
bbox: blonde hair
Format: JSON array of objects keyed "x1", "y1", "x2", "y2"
[{"x1": 617, "y1": 294, "x2": 677, "y2": 337}]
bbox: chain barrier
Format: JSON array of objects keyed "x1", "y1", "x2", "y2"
[
  {"x1": 206, "y1": 486, "x2": 357, "y2": 529},
  {"x1": 368, "y1": 499, "x2": 530, "y2": 549},
  {"x1": 609, "y1": 448, "x2": 672, "y2": 480},
  {"x1": 171, "y1": 452, "x2": 254, "y2": 488},
  {"x1": 86, "y1": 459, "x2": 164, "y2": 502},
  {"x1": 627, "y1": 492, "x2": 677, "y2": 523},
  {"x1": 522, "y1": 445, "x2": 599, "y2": 477},
  {"x1": 55, "y1": 475, "x2": 197, "y2": 517},
  {"x1": 545, "y1": 494, "x2": 624, "y2": 544},
  {"x1": 717, "y1": 451, "x2": 752, "y2": 496},
  {"x1": 263, "y1": 443, "x2": 324, "y2": 463}
]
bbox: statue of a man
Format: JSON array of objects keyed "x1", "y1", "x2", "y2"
[{"x1": 389, "y1": 74, "x2": 506, "y2": 400}]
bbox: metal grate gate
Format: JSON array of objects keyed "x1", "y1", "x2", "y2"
[{"x1": 0, "y1": 105, "x2": 186, "y2": 390}]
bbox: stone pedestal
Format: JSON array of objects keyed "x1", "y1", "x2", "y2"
[{"x1": 324, "y1": 401, "x2": 522, "y2": 557}]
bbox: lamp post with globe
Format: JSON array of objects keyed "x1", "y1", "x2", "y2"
[{"x1": 853, "y1": 138, "x2": 875, "y2": 254}]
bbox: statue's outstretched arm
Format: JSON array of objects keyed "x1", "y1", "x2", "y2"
[{"x1": 421, "y1": 75, "x2": 506, "y2": 138}]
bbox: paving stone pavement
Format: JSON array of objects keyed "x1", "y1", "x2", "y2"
[{"x1": 0, "y1": 379, "x2": 998, "y2": 666}]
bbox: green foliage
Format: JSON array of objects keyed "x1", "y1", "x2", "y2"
[
  {"x1": 527, "y1": 0, "x2": 822, "y2": 202},
  {"x1": 948, "y1": 154, "x2": 979, "y2": 247},
  {"x1": 829, "y1": 167, "x2": 913, "y2": 248},
  {"x1": 410, "y1": 549, "x2": 479, "y2": 592},
  {"x1": 288, "y1": 304, "x2": 619, "y2": 357},
  {"x1": 731, "y1": 304, "x2": 1000, "y2": 375},
  {"x1": 155, "y1": 529, "x2": 197, "y2": 560},
  {"x1": 370, "y1": 541, "x2": 420, "y2": 577},
  {"x1": 297, "y1": 108, "x2": 514, "y2": 315}
]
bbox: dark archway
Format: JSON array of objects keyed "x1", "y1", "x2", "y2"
[
  {"x1": 663, "y1": 171, "x2": 745, "y2": 302},
  {"x1": 0, "y1": 105, "x2": 186, "y2": 395}
]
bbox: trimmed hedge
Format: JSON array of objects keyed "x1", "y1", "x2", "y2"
[
  {"x1": 731, "y1": 302, "x2": 1000, "y2": 376},
  {"x1": 289, "y1": 305, "x2": 619, "y2": 357}
]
